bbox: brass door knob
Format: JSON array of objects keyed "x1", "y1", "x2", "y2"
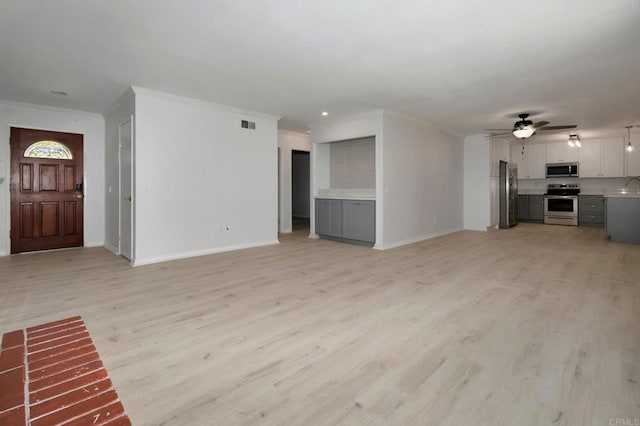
[{"x1": 75, "y1": 193, "x2": 84, "y2": 199}]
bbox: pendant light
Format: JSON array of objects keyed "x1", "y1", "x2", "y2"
[
  {"x1": 627, "y1": 126, "x2": 634, "y2": 152},
  {"x1": 568, "y1": 134, "x2": 581, "y2": 148}
]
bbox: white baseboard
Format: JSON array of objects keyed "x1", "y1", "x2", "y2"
[
  {"x1": 376, "y1": 227, "x2": 463, "y2": 250},
  {"x1": 132, "y1": 239, "x2": 280, "y2": 267},
  {"x1": 103, "y1": 242, "x2": 119, "y2": 255},
  {"x1": 85, "y1": 241, "x2": 105, "y2": 248}
]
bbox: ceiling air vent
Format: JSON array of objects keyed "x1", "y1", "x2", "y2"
[{"x1": 241, "y1": 120, "x2": 256, "y2": 130}]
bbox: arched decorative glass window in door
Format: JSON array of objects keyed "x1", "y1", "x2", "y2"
[{"x1": 24, "y1": 140, "x2": 73, "y2": 159}]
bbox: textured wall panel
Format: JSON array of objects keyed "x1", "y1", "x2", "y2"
[{"x1": 330, "y1": 137, "x2": 375, "y2": 189}]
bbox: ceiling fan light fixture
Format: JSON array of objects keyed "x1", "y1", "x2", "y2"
[
  {"x1": 513, "y1": 127, "x2": 536, "y2": 139},
  {"x1": 489, "y1": 113, "x2": 576, "y2": 139},
  {"x1": 627, "y1": 126, "x2": 634, "y2": 152}
]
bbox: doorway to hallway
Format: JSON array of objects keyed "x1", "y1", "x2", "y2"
[{"x1": 291, "y1": 150, "x2": 310, "y2": 231}]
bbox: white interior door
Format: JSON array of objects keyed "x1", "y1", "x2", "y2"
[{"x1": 119, "y1": 117, "x2": 133, "y2": 261}]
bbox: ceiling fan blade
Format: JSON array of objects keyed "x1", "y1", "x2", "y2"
[
  {"x1": 537, "y1": 125, "x2": 578, "y2": 131},
  {"x1": 532, "y1": 121, "x2": 549, "y2": 129},
  {"x1": 485, "y1": 131, "x2": 513, "y2": 137},
  {"x1": 483, "y1": 128, "x2": 511, "y2": 131}
]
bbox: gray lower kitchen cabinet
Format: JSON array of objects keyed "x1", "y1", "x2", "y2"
[
  {"x1": 315, "y1": 198, "x2": 375, "y2": 245},
  {"x1": 342, "y1": 200, "x2": 375, "y2": 243},
  {"x1": 579, "y1": 195, "x2": 604, "y2": 226},
  {"x1": 580, "y1": 213, "x2": 605, "y2": 225},
  {"x1": 315, "y1": 198, "x2": 342, "y2": 238},
  {"x1": 606, "y1": 197, "x2": 640, "y2": 244},
  {"x1": 516, "y1": 195, "x2": 529, "y2": 220},
  {"x1": 528, "y1": 195, "x2": 544, "y2": 221},
  {"x1": 516, "y1": 194, "x2": 543, "y2": 222}
]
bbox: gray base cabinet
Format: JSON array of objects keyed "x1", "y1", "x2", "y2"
[
  {"x1": 341, "y1": 200, "x2": 375, "y2": 242},
  {"x1": 579, "y1": 195, "x2": 605, "y2": 227},
  {"x1": 606, "y1": 197, "x2": 640, "y2": 244},
  {"x1": 528, "y1": 195, "x2": 544, "y2": 221},
  {"x1": 516, "y1": 195, "x2": 544, "y2": 222},
  {"x1": 315, "y1": 198, "x2": 375, "y2": 245},
  {"x1": 315, "y1": 199, "x2": 342, "y2": 237},
  {"x1": 516, "y1": 195, "x2": 529, "y2": 220}
]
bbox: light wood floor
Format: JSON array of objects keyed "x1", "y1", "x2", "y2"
[{"x1": 2, "y1": 224, "x2": 639, "y2": 425}]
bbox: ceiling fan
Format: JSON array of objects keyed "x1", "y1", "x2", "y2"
[{"x1": 486, "y1": 113, "x2": 577, "y2": 139}]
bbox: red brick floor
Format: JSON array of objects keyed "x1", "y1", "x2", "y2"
[{"x1": 0, "y1": 317, "x2": 130, "y2": 425}]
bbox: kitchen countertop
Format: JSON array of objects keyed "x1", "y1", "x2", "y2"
[
  {"x1": 517, "y1": 189, "x2": 545, "y2": 195},
  {"x1": 518, "y1": 189, "x2": 610, "y2": 196},
  {"x1": 604, "y1": 189, "x2": 640, "y2": 198},
  {"x1": 316, "y1": 188, "x2": 376, "y2": 200},
  {"x1": 315, "y1": 195, "x2": 376, "y2": 200}
]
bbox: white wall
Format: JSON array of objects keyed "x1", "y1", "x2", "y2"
[
  {"x1": 103, "y1": 89, "x2": 135, "y2": 254},
  {"x1": 277, "y1": 130, "x2": 310, "y2": 233},
  {"x1": 0, "y1": 100, "x2": 105, "y2": 256},
  {"x1": 133, "y1": 88, "x2": 280, "y2": 265},
  {"x1": 381, "y1": 111, "x2": 464, "y2": 248},
  {"x1": 463, "y1": 134, "x2": 491, "y2": 231}
]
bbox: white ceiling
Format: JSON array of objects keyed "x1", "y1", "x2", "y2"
[{"x1": 1, "y1": 1, "x2": 639, "y2": 138}]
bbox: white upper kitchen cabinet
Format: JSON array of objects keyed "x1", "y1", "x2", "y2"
[
  {"x1": 601, "y1": 138, "x2": 624, "y2": 177},
  {"x1": 579, "y1": 139, "x2": 601, "y2": 177},
  {"x1": 511, "y1": 142, "x2": 545, "y2": 179},
  {"x1": 627, "y1": 143, "x2": 640, "y2": 176},
  {"x1": 510, "y1": 143, "x2": 526, "y2": 178},
  {"x1": 546, "y1": 142, "x2": 579, "y2": 163},
  {"x1": 524, "y1": 143, "x2": 546, "y2": 179},
  {"x1": 490, "y1": 137, "x2": 510, "y2": 177},
  {"x1": 579, "y1": 138, "x2": 624, "y2": 178}
]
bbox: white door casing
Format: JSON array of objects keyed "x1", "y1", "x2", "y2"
[{"x1": 119, "y1": 117, "x2": 133, "y2": 261}]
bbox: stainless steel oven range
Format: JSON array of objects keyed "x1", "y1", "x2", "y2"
[{"x1": 544, "y1": 184, "x2": 579, "y2": 226}]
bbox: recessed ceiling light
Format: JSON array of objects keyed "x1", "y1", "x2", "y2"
[
  {"x1": 50, "y1": 90, "x2": 68, "y2": 96},
  {"x1": 321, "y1": 111, "x2": 328, "y2": 116}
]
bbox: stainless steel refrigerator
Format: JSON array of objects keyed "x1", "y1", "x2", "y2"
[{"x1": 499, "y1": 160, "x2": 518, "y2": 229}]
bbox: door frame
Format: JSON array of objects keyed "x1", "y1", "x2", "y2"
[
  {"x1": 118, "y1": 116, "x2": 134, "y2": 263},
  {"x1": 277, "y1": 147, "x2": 281, "y2": 232},
  {"x1": 2, "y1": 128, "x2": 9, "y2": 254},
  {"x1": 7, "y1": 125, "x2": 86, "y2": 254}
]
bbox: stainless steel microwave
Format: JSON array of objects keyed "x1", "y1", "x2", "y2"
[{"x1": 546, "y1": 162, "x2": 579, "y2": 178}]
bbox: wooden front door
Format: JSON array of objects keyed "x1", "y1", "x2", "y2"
[{"x1": 10, "y1": 128, "x2": 84, "y2": 253}]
